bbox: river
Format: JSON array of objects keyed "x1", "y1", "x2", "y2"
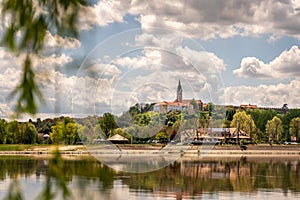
[{"x1": 0, "y1": 155, "x2": 299, "y2": 199}]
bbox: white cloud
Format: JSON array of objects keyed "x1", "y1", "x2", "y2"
[
  {"x1": 78, "y1": 0, "x2": 131, "y2": 30},
  {"x1": 234, "y1": 45, "x2": 300, "y2": 78},
  {"x1": 76, "y1": 0, "x2": 295, "y2": 40},
  {"x1": 225, "y1": 79, "x2": 300, "y2": 108},
  {"x1": 0, "y1": 47, "x2": 76, "y2": 115},
  {"x1": 44, "y1": 32, "x2": 81, "y2": 49}
]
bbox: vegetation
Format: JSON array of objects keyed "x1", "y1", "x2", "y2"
[
  {"x1": 290, "y1": 117, "x2": 300, "y2": 143},
  {"x1": 0, "y1": 105, "x2": 299, "y2": 145},
  {"x1": 266, "y1": 116, "x2": 283, "y2": 144},
  {"x1": 230, "y1": 111, "x2": 256, "y2": 141}
]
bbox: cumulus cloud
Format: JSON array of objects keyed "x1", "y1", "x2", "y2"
[
  {"x1": 81, "y1": 0, "x2": 300, "y2": 40},
  {"x1": 225, "y1": 79, "x2": 300, "y2": 108},
  {"x1": 0, "y1": 47, "x2": 76, "y2": 115},
  {"x1": 44, "y1": 32, "x2": 81, "y2": 49},
  {"x1": 233, "y1": 57, "x2": 273, "y2": 78},
  {"x1": 234, "y1": 45, "x2": 300, "y2": 78},
  {"x1": 78, "y1": 0, "x2": 131, "y2": 30}
]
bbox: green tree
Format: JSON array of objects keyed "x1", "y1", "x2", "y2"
[
  {"x1": 129, "y1": 104, "x2": 141, "y2": 119},
  {"x1": 266, "y1": 116, "x2": 283, "y2": 144},
  {"x1": 247, "y1": 109, "x2": 277, "y2": 133},
  {"x1": 281, "y1": 109, "x2": 300, "y2": 141},
  {"x1": 155, "y1": 131, "x2": 168, "y2": 143},
  {"x1": 50, "y1": 124, "x2": 63, "y2": 144},
  {"x1": 0, "y1": 119, "x2": 7, "y2": 144},
  {"x1": 6, "y1": 121, "x2": 19, "y2": 144},
  {"x1": 166, "y1": 110, "x2": 181, "y2": 127},
  {"x1": 289, "y1": 117, "x2": 300, "y2": 142},
  {"x1": 198, "y1": 112, "x2": 210, "y2": 129},
  {"x1": 135, "y1": 113, "x2": 151, "y2": 126},
  {"x1": 99, "y1": 113, "x2": 118, "y2": 138},
  {"x1": 50, "y1": 117, "x2": 81, "y2": 145},
  {"x1": 230, "y1": 111, "x2": 256, "y2": 140},
  {"x1": 64, "y1": 123, "x2": 79, "y2": 145},
  {"x1": 23, "y1": 123, "x2": 38, "y2": 144}
]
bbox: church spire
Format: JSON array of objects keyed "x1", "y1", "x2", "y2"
[{"x1": 177, "y1": 80, "x2": 182, "y2": 103}]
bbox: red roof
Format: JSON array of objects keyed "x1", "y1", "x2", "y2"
[{"x1": 240, "y1": 104, "x2": 258, "y2": 109}]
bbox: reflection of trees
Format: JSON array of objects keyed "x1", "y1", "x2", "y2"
[
  {"x1": 2, "y1": 156, "x2": 300, "y2": 199},
  {"x1": 2, "y1": 153, "x2": 116, "y2": 199},
  {"x1": 122, "y1": 158, "x2": 300, "y2": 196}
]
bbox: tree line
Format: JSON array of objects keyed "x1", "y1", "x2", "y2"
[{"x1": 0, "y1": 104, "x2": 300, "y2": 145}]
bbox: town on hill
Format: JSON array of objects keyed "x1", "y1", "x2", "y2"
[{"x1": 0, "y1": 80, "x2": 299, "y2": 146}]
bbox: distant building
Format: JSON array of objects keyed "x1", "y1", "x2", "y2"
[
  {"x1": 240, "y1": 104, "x2": 258, "y2": 109},
  {"x1": 153, "y1": 80, "x2": 203, "y2": 113},
  {"x1": 179, "y1": 127, "x2": 251, "y2": 144}
]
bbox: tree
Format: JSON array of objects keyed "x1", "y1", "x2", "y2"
[
  {"x1": 64, "y1": 123, "x2": 79, "y2": 145},
  {"x1": 266, "y1": 116, "x2": 283, "y2": 144},
  {"x1": 281, "y1": 109, "x2": 300, "y2": 141},
  {"x1": 22, "y1": 123, "x2": 38, "y2": 144},
  {"x1": 198, "y1": 112, "x2": 210, "y2": 129},
  {"x1": 0, "y1": 119, "x2": 7, "y2": 144},
  {"x1": 6, "y1": 121, "x2": 19, "y2": 144},
  {"x1": 1, "y1": 0, "x2": 87, "y2": 114},
  {"x1": 247, "y1": 109, "x2": 277, "y2": 133},
  {"x1": 290, "y1": 117, "x2": 300, "y2": 142},
  {"x1": 246, "y1": 109, "x2": 277, "y2": 142},
  {"x1": 50, "y1": 117, "x2": 81, "y2": 145},
  {"x1": 50, "y1": 124, "x2": 63, "y2": 144},
  {"x1": 190, "y1": 99, "x2": 199, "y2": 110},
  {"x1": 230, "y1": 111, "x2": 256, "y2": 140},
  {"x1": 99, "y1": 113, "x2": 118, "y2": 138},
  {"x1": 155, "y1": 132, "x2": 168, "y2": 143}
]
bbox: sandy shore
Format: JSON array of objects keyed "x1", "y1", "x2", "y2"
[{"x1": 0, "y1": 144, "x2": 299, "y2": 157}]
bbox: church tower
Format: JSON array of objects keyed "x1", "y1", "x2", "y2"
[{"x1": 177, "y1": 80, "x2": 183, "y2": 103}]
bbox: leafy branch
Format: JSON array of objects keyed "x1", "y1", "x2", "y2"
[{"x1": 1, "y1": 0, "x2": 86, "y2": 114}]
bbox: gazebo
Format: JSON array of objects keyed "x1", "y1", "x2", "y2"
[{"x1": 108, "y1": 134, "x2": 129, "y2": 144}]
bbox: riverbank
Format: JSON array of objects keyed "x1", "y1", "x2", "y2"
[{"x1": 0, "y1": 144, "x2": 299, "y2": 156}]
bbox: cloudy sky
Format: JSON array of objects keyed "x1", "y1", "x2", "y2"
[{"x1": 1, "y1": 0, "x2": 300, "y2": 118}]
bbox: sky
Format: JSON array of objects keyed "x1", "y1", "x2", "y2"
[{"x1": 0, "y1": 0, "x2": 300, "y2": 119}]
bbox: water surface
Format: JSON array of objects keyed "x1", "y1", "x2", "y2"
[{"x1": 0, "y1": 155, "x2": 299, "y2": 199}]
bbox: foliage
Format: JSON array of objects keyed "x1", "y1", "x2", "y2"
[
  {"x1": 0, "y1": 119, "x2": 7, "y2": 144},
  {"x1": 281, "y1": 109, "x2": 300, "y2": 141},
  {"x1": 246, "y1": 109, "x2": 277, "y2": 133},
  {"x1": 9, "y1": 55, "x2": 43, "y2": 114},
  {"x1": 166, "y1": 110, "x2": 181, "y2": 127},
  {"x1": 1, "y1": 0, "x2": 87, "y2": 115},
  {"x1": 155, "y1": 131, "x2": 168, "y2": 143},
  {"x1": 99, "y1": 113, "x2": 118, "y2": 138},
  {"x1": 190, "y1": 99, "x2": 199, "y2": 110},
  {"x1": 230, "y1": 111, "x2": 256, "y2": 139},
  {"x1": 35, "y1": 118, "x2": 56, "y2": 134},
  {"x1": 197, "y1": 112, "x2": 210, "y2": 129},
  {"x1": 50, "y1": 117, "x2": 80, "y2": 145},
  {"x1": 5, "y1": 121, "x2": 19, "y2": 144},
  {"x1": 50, "y1": 124, "x2": 63, "y2": 144},
  {"x1": 22, "y1": 123, "x2": 38, "y2": 144},
  {"x1": 289, "y1": 117, "x2": 300, "y2": 142},
  {"x1": 266, "y1": 116, "x2": 283, "y2": 143}
]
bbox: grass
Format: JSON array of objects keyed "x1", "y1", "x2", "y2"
[
  {"x1": 0, "y1": 144, "x2": 88, "y2": 151},
  {"x1": 0, "y1": 144, "x2": 29, "y2": 151}
]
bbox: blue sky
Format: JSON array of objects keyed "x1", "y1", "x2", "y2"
[{"x1": 1, "y1": 0, "x2": 300, "y2": 118}]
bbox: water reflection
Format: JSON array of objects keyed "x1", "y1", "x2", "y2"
[{"x1": 0, "y1": 155, "x2": 300, "y2": 199}]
